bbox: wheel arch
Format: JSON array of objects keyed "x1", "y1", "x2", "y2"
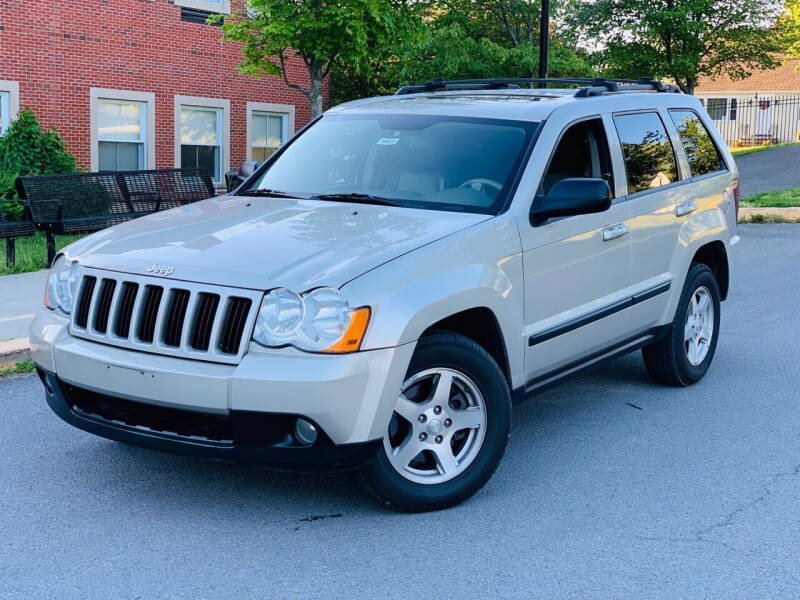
[
  {"x1": 421, "y1": 307, "x2": 512, "y2": 387},
  {"x1": 691, "y1": 241, "x2": 729, "y2": 300}
]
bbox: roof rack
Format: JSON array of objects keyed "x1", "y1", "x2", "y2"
[{"x1": 395, "y1": 77, "x2": 680, "y2": 97}]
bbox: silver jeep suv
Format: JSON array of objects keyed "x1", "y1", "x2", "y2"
[{"x1": 31, "y1": 78, "x2": 739, "y2": 511}]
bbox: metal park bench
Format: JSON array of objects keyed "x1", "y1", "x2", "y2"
[
  {"x1": 16, "y1": 168, "x2": 215, "y2": 264},
  {"x1": 0, "y1": 198, "x2": 36, "y2": 268}
]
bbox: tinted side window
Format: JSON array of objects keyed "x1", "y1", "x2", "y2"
[
  {"x1": 539, "y1": 118, "x2": 614, "y2": 197},
  {"x1": 669, "y1": 110, "x2": 725, "y2": 177},
  {"x1": 614, "y1": 112, "x2": 678, "y2": 195}
]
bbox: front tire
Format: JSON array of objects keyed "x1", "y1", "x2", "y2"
[
  {"x1": 357, "y1": 332, "x2": 511, "y2": 512},
  {"x1": 642, "y1": 263, "x2": 721, "y2": 386}
]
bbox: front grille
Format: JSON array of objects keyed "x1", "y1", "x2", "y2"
[
  {"x1": 220, "y1": 297, "x2": 252, "y2": 354},
  {"x1": 94, "y1": 279, "x2": 117, "y2": 333},
  {"x1": 64, "y1": 381, "x2": 233, "y2": 444},
  {"x1": 115, "y1": 282, "x2": 139, "y2": 338},
  {"x1": 164, "y1": 289, "x2": 190, "y2": 347},
  {"x1": 75, "y1": 276, "x2": 97, "y2": 328},
  {"x1": 138, "y1": 285, "x2": 163, "y2": 343},
  {"x1": 71, "y1": 269, "x2": 260, "y2": 364}
]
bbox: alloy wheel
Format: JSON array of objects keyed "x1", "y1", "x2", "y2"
[
  {"x1": 684, "y1": 286, "x2": 715, "y2": 366},
  {"x1": 383, "y1": 368, "x2": 487, "y2": 485}
]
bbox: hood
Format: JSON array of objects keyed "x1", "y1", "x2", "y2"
[{"x1": 63, "y1": 195, "x2": 490, "y2": 290}]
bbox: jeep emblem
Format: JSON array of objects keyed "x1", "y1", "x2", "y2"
[{"x1": 147, "y1": 263, "x2": 174, "y2": 276}]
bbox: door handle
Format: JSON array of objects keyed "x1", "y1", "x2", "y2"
[
  {"x1": 676, "y1": 201, "x2": 697, "y2": 217},
  {"x1": 603, "y1": 223, "x2": 629, "y2": 242}
]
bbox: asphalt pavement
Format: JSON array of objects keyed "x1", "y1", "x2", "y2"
[
  {"x1": 1, "y1": 225, "x2": 799, "y2": 599},
  {"x1": 735, "y1": 144, "x2": 800, "y2": 197},
  {"x1": 0, "y1": 270, "x2": 47, "y2": 341}
]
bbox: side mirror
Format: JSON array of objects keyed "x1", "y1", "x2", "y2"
[{"x1": 530, "y1": 178, "x2": 612, "y2": 225}]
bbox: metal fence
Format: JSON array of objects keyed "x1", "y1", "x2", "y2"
[{"x1": 699, "y1": 94, "x2": 800, "y2": 148}]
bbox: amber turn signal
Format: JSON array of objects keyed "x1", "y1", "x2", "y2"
[{"x1": 323, "y1": 307, "x2": 371, "y2": 354}]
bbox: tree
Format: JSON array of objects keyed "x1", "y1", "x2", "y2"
[
  {"x1": 214, "y1": 0, "x2": 423, "y2": 117},
  {"x1": 577, "y1": 0, "x2": 789, "y2": 94}
]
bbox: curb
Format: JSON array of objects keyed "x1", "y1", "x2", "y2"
[
  {"x1": 0, "y1": 338, "x2": 32, "y2": 370},
  {"x1": 739, "y1": 207, "x2": 800, "y2": 222}
]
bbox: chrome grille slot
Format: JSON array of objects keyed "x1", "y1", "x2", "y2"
[
  {"x1": 69, "y1": 268, "x2": 261, "y2": 365},
  {"x1": 138, "y1": 285, "x2": 163, "y2": 343},
  {"x1": 163, "y1": 289, "x2": 190, "y2": 347},
  {"x1": 191, "y1": 293, "x2": 220, "y2": 351},
  {"x1": 75, "y1": 276, "x2": 97, "y2": 329},
  {"x1": 219, "y1": 297, "x2": 252, "y2": 355},
  {"x1": 114, "y1": 282, "x2": 139, "y2": 338},
  {"x1": 93, "y1": 279, "x2": 117, "y2": 333}
]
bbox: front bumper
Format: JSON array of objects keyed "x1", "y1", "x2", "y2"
[
  {"x1": 31, "y1": 308, "x2": 415, "y2": 467},
  {"x1": 39, "y1": 369, "x2": 381, "y2": 470}
]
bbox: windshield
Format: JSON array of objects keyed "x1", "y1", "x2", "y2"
[{"x1": 246, "y1": 114, "x2": 538, "y2": 214}]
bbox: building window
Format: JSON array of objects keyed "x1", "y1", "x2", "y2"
[
  {"x1": 0, "y1": 92, "x2": 9, "y2": 135},
  {"x1": 704, "y1": 97, "x2": 737, "y2": 122},
  {"x1": 0, "y1": 80, "x2": 20, "y2": 136},
  {"x1": 97, "y1": 100, "x2": 147, "y2": 171},
  {"x1": 246, "y1": 102, "x2": 295, "y2": 163},
  {"x1": 175, "y1": 96, "x2": 230, "y2": 186},
  {"x1": 174, "y1": 0, "x2": 231, "y2": 14},
  {"x1": 251, "y1": 113, "x2": 287, "y2": 161},
  {"x1": 90, "y1": 89, "x2": 155, "y2": 172},
  {"x1": 180, "y1": 107, "x2": 222, "y2": 180}
]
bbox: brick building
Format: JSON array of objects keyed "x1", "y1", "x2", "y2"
[{"x1": 0, "y1": 0, "x2": 317, "y2": 188}]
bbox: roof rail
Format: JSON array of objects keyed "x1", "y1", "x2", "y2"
[{"x1": 395, "y1": 77, "x2": 681, "y2": 97}]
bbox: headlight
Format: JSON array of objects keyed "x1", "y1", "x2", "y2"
[
  {"x1": 252, "y1": 287, "x2": 370, "y2": 353},
  {"x1": 44, "y1": 256, "x2": 82, "y2": 314}
]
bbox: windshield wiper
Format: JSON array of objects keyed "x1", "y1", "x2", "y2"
[
  {"x1": 311, "y1": 192, "x2": 403, "y2": 207},
  {"x1": 238, "y1": 188, "x2": 307, "y2": 199}
]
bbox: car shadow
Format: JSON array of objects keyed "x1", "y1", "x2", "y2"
[{"x1": 68, "y1": 353, "x2": 652, "y2": 519}]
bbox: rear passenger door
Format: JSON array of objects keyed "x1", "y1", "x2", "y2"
[{"x1": 613, "y1": 111, "x2": 686, "y2": 326}]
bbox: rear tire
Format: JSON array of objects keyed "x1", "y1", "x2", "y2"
[
  {"x1": 642, "y1": 263, "x2": 721, "y2": 386},
  {"x1": 357, "y1": 331, "x2": 511, "y2": 512}
]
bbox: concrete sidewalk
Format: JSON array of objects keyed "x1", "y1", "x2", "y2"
[{"x1": 0, "y1": 270, "x2": 48, "y2": 342}]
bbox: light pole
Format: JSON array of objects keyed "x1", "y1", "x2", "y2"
[{"x1": 538, "y1": 0, "x2": 550, "y2": 87}]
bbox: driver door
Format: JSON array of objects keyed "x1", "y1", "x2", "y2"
[{"x1": 517, "y1": 115, "x2": 634, "y2": 384}]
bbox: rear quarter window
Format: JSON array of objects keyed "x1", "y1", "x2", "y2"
[
  {"x1": 613, "y1": 112, "x2": 679, "y2": 195},
  {"x1": 668, "y1": 110, "x2": 726, "y2": 177}
]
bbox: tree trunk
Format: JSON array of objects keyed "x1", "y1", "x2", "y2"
[{"x1": 309, "y1": 62, "x2": 325, "y2": 118}]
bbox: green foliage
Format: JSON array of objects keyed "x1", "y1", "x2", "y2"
[
  {"x1": 0, "y1": 109, "x2": 76, "y2": 221},
  {"x1": 741, "y1": 186, "x2": 800, "y2": 208},
  {"x1": 576, "y1": 0, "x2": 789, "y2": 94},
  {"x1": 214, "y1": 0, "x2": 424, "y2": 116},
  {"x1": 0, "y1": 108, "x2": 76, "y2": 175},
  {"x1": 330, "y1": 1, "x2": 592, "y2": 106},
  {"x1": 0, "y1": 169, "x2": 22, "y2": 221},
  {"x1": 0, "y1": 360, "x2": 36, "y2": 378},
  {"x1": 0, "y1": 231, "x2": 86, "y2": 275}
]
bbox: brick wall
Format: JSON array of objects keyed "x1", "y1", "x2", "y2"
[{"x1": 0, "y1": 0, "x2": 316, "y2": 173}]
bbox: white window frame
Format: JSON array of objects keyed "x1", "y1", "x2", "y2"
[
  {"x1": 174, "y1": 95, "x2": 230, "y2": 187},
  {"x1": 174, "y1": 0, "x2": 231, "y2": 14},
  {"x1": 246, "y1": 102, "x2": 296, "y2": 162},
  {"x1": 90, "y1": 88, "x2": 155, "y2": 171},
  {"x1": 0, "y1": 80, "x2": 20, "y2": 136}
]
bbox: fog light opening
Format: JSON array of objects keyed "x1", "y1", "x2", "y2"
[{"x1": 294, "y1": 418, "x2": 318, "y2": 446}]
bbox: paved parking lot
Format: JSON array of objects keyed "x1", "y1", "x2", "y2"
[{"x1": 1, "y1": 225, "x2": 799, "y2": 599}]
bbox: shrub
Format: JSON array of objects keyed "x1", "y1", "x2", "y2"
[{"x1": 0, "y1": 108, "x2": 76, "y2": 221}]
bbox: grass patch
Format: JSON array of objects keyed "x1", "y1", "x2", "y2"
[
  {"x1": 0, "y1": 359, "x2": 35, "y2": 378},
  {"x1": 729, "y1": 141, "x2": 800, "y2": 158},
  {"x1": 0, "y1": 232, "x2": 86, "y2": 276},
  {"x1": 740, "y1": 187, "x2": 800, "y2": 208}
]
